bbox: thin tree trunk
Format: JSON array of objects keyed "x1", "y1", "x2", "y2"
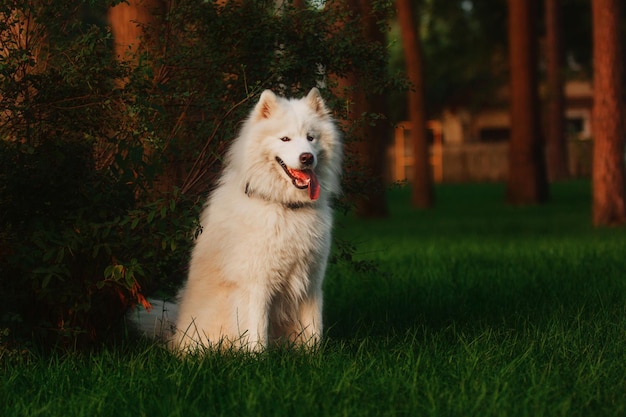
[
  {"x1": 545, "y1": 0, "x2": 569, "y2": 181},
  {"x1": 591, "y1": 0, "x2": 626, "y2": 226},
  {"x1": 506, "y1": 0, "x2": 548, "y2": 205},
  {"x1": 396, "y1": 0, "x2": 433, "y2": 208}
]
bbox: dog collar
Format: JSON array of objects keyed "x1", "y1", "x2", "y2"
[{"x1": 244, "y1": 182, "x2": 315, "y2": 210}]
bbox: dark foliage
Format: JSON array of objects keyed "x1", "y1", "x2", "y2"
[{"x1": 0, "y1": 0, "x2": 395, "y2": 349}]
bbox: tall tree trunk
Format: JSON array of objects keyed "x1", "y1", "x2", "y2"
[
  {"x1": 328, "y1": 0, "x2": 389, "y2": 217},
  {"x1": 506, "y1": 0, "x2": 548, "y2": 205},
  {"x1": 544, "y1": 0, "x2": 569, "y2": 181},
  {"x1": 396, "y1": 0, "x2": 433, "y2": 208},
  {"x1": 591, "y1": 0, "x2": 626, "y2": 226},
  {"x1": 355, "y1": 0, "x2": 389, "y2": 217}
]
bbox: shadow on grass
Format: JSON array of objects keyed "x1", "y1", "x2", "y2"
[
  {"x1": 326, "y1": 181, "x2": 625, "y2": 342},
  {"x1": 325, "y1": 252, "x2": 626, "y2": 343}
]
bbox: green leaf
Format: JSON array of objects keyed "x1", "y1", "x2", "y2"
[
  {"x1": 41, "y1": 274, "x2": 51, "y2": 289},
  {"x1": 55, "y1": 248, "x2": 65, "y2": 263}
]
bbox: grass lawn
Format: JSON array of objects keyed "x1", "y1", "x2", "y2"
[{"x1": 2, "y1": 180, "x2": 626, "y2": 416}]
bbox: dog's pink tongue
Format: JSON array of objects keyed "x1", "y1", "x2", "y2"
[
  {"x1": 307, "y1": 170, "x2": 320, "y2": 200},
  {"x1": 290, "y1": 169, "x2": 320, "y2": 200}
]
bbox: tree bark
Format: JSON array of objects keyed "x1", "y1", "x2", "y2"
[
  {"x1": 591, "y1": 0, "x2": 626, "y2": 226},
  {"x1": 354, "y1": 0, "x2": 389, "y2": 217},
  {"x1": 545, "y1": 0, "x2": 569, "y2": 181},
  {"x1": 108, "y1": 0, "x2": 163, "y2": 60},
  {"x1": 328, "y1": 0, "x2": 389, "y2": 217},
  {"x1": 396, "y1": 0, "x2": 434, "y2": 208},
  {"x1": 506, "y1": 0, "x2": 548, "y2": 205}
]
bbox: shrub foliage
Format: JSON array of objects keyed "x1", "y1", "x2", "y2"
[{"x1": 0, "y1": 0, "x2": 393, "y2": 347}]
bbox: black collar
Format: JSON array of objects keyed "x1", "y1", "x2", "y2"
[{"x1": 245, "y1": 183, "x2": 315, "y2": 210}]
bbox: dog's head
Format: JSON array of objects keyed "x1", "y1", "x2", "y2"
[{"x1": 230, "y1": 88, "x2": 342, "y2": 207}]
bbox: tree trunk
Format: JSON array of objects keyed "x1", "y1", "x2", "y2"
[
  {"x1": 591, "y1": 0, "x2": 626, "y2": 226},
  {"x1": 108, "y1": 0, "x2": 163, "y2": 60},
  {"x1": 328, "y1": 0, "x2": 389, "y2": 217},
  {"x1": 544, "y1": 0, "x2": 569, "y2": 181},
  {"x1": 396, "y1": 0, "x2": 434, "y2": 208},
  {"x1": 506, "y1": 0, "x2": 548, "y2": 205},
  {"x1": 354, "y1": 0, "x2": 389, "y2": 217}
]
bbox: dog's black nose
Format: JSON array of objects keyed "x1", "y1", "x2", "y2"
[{"x1": 300, "y1": 152, "x2": 314, "y2": 166}]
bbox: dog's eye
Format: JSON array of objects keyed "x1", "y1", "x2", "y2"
[
  {"x1": 280, "y1": 137, "x2": 291, "y2": 142},
  {"x1": 306, "y1": 134, "x2": 315, "y2": 142}
]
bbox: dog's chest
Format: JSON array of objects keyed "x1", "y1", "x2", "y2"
[
  {"x1": 241, "y1": 206, "x2": 331, "y2": 281},
  {"x1": 267, "y1": 208, "x2": 328, "y2": 256}
]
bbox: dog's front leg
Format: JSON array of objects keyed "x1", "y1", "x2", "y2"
[
  {"x1": 292, "y1": 291, "x2": 323, "y2": 348},
  {"x1": 234, "y1": 287, "x2": 270, "y2": 351}
]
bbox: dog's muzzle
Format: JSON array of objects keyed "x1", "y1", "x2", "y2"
[{"x1": 276, "y1": 156, "x2": 320, "y2": 200}]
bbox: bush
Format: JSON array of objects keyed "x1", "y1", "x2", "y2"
[{"x1": 0, "y1": 0, "x2": 395, "y2": 348}]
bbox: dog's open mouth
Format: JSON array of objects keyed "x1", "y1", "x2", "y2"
[{"x1": 276, "y1": 157, "x2": 320, "y2": 201}]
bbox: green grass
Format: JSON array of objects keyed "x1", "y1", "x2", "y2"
[{"x1": 3, "y1": 180, "x2": 626, "y2": 417}]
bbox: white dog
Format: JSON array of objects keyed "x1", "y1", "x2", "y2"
[{"x1": 135, "y1": 88, "x2": 342, "y2": 352}]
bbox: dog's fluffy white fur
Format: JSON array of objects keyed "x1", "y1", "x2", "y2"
[{"x1": 134, "y1": 88, "x2": 342, "y2": 352}]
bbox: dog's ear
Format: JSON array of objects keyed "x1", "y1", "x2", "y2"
[
  {"x1": 306, "y1": 88, "x2": 330, "y2": 117},
  {"x1": 254, "y1": 90, "x2": 278, "y2": 120}
]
